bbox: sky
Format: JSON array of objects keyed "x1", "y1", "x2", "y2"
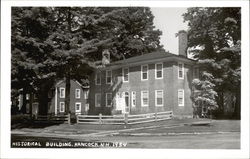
[{"x1": 151, "y1": 8, "x2": 188, "y2": 54}]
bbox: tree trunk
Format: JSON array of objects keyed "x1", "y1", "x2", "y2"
[
  {"x1": 20, "y1": 88, "x2": 27, "y2": 114},
  {"x1": 233, "y1": 89, "x2": 241, "y2": 119},
  {"x1": 38, "y1": 85, "x2": 49, "y2": 115},
  {"x1": 65, "y1": 76, "x2": 71, "y2": 114},
  {"x1": 29, "y1": 92, "x2": 33, "y2": 118}
]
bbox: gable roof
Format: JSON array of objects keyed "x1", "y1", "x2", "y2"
[
  {"x1": 102, "y1": 51, "x2": 196, "y2": 70},
  {"x1": 55, "y1": 79, "x2": 89, "y2": 89}
]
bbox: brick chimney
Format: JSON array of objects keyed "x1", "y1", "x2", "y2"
[
  {"x1": 102, "y1": 49, "x2": 110, "y2": 65},
  {"x1": 176, "y1": 30, "x2": 187, "y2": 57}
]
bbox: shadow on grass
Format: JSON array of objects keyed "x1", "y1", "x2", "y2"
[{"x1": 11, "y1": 114, "x2": 65, "y2": 129}]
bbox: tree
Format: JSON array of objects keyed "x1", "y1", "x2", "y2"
[
  {"x1": 183, "y1": 7, "x2": 241, "y2": 118},
  {"x1": 11, "y1": 7, "x2": 57, "y2": 115},
  {"x1": 11, "y1": 7, "x2": 163, "y2": 116},
  {"x1": 192, "y1": 72, "x2": 218, "y2": 118},
  {"x1": 45, "y1": 7, "x2": 163, "y2": 115}
]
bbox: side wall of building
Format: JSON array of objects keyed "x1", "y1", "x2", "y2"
[
  {"x1": 48, "y1": 80, "x2": 88, "y2": 115},
  {"x1": 89, "y1": 60, "x2": 195, "y2": 116}
]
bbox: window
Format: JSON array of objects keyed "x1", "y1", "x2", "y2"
[
  {"x1": 178, "y1": 63, "x2": 184, "y2": 79},
  {"x1": 155, "y1": 90, "x2": 163, "y2": 106},
  {"x1": 26, "y1": 94, "x2": 30, "y2": 100},
  {"x1": 95, "y1": 72, "x2": 101, "y2": 85},
  {"x1": 131, "y1": 91, "x2": 136, "y2": 107},
  {"x1": 75, "y1": 102, "x2": 81, "y2": 113},
  {"x1": 123, "y1": 68, "x2": 129, "y2": 82},
  {"x1": 141, "y1": 65, "x2": 148, "y2": 80},
  {"x1": 75, "y1": 89, "x2": 80, "y2": 99},
  {"x1": 178, "y1": 89, "x2": 184, "y2": 106},
  {"x1": 59, "y1": 102, "x2": 65, "y2": 112},
  {"x1": 155, "y1": 63, "x2": 163, "y2": 79},
  {"x1": 141, "y1": 91, "x2": 149, "y2": 106},
  {"x1": 59, "y1": 87, "x2": 65, "y2": 98},
  {"x1": 106, "y1": 70, "x2": 112, "y2": 84},
  {"x1": 34, "y1": 94, "x2": 38, "y2": 100},
  {"x1": 84, "y1": 90, "x2": 89, "y2": 99},
  {"x1": 106, "y1": 93, "x2": 112, "y2": 107},
  {"x1": 95, "y1": 93, "x2": 101, "y2": 107}
]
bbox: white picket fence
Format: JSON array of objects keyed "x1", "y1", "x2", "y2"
[{"x1": 76, "y1": 111, "x2": 173, "y2": 125}]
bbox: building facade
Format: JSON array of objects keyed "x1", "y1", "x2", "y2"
[
  {"x1": 89, "y1": 31, "x2": 199, "y2": 117},
  {"x1": 47, "y1": 80, "x2": 89, "y2": 115},
  {"x1": 18, "y1": 80, "x2": 89, "y2": 116}
]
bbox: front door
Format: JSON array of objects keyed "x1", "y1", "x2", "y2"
[{"x1": 124, "y1": 92, "x2": 130, "y2": 113}]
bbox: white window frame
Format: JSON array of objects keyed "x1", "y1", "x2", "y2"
[
  {"x1": 178, "y1": 63, "x2": 184, "y2": 79},
  {"x1": 95, "y1": 72, "x2": 101, "y2": 85},
  {"x1": 84, "y1": 90, "x2": 89, "y2": 99},
  {"x1": 106, "y1": 70, "x2": 112, "y2": 84},
  {"x1": 59, "y1": 87, "x2": 65, "y2": 98},
  {"x1": 131, "y1": 91, "x2": 136, "y2": 107},
  {"x1": 59, "y1": 102, "x2": 65, "y2": 112},
  {"x1": 155, "y1": 90, "x2": 163, "y2": 106},
  {"x1": 75, "y1": 89, "x2": 81, "y2": 99},
  {"x1": 178, "y1": 89, "x2": 184, "y2": 106},
  {"x1": 141, "y1": 91, "x2": 149, "y2": 107},
  {"x1": 122, "y1": 67, "x2": 129, "y2": 82},
  {"x1": 75, "y1": 102, "x2": 81, "y2": 113},
  {"x1": 141, "y1": 65, "x2": 148, "y2": 81},
  {"x1": 155, "y1": 63, "x2": 163, "y2": 79},
  {"x1": 95, "y1": 93, "x2": 101, "y2": 107},
  {"x1": 106, "y1": 93, "x2": 112, "y2": 107}
]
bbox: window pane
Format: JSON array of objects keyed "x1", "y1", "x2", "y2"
[
  {"x1": 106, "y1": 93, "x2": 112, "y2": 107},
  {"x1": 76, "y1": 89, "x2": 80, "y2": 98},
  {"x1": 157, "y1": 71, "x2": 162, "y2": 78},
  {"x1": 106, "y1": 70, "x2": 112, "y2": 84},
  {"x1": 132, "y1": 92, "x2": 136, "y2": 106},
  {"x1": 142, "y1": 91, "x2": 148, "y2": 106},
  {"x1": 142, "y1": 65, "x2": 148, "y2": 80},
  {"x1": 96, "y1": 94, "x2": 101, "y2": 107},
  {"x1": 178, "y1": 90, "x2": 184, "y2": 106},
  {"x1": 156, "y1": 64, "x2": 162, "y2": 70},
  {"x1": 156, "y1": 90, "x2": 163, "y2": 106},
  {"x1": 96, "y1": 73, "x2": 101, "y2": 84},
  {"x1": 60, "y1": 88, "x2": 65, "y2": 98},
  {"x1": 178, "y1": 63, "x2": 183, "y2": 78},
  {"x1": 123, "y1": 68, "x2": 129, "y2": 81},
  {"x1": 157, "y1": 98, "x2": 163, "y2": 105}
]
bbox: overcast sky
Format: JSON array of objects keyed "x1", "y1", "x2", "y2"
[{"x1": 151, "y1": 8, "x2": 188, "y2": 54}]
